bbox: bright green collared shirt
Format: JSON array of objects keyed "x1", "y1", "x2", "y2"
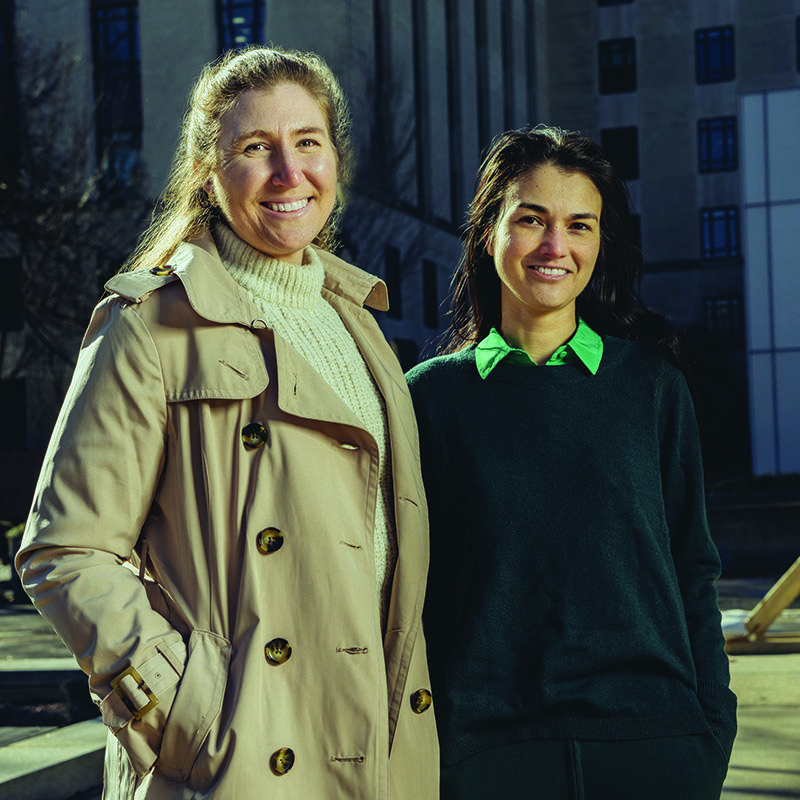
[{"x1": 475, "y1": 319, "x2": 603, "y2": 379}]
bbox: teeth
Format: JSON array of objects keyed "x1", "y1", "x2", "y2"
[
  {"x1": 266, "y1": 199, "x2": 308, "y2": 212},
  {"x1": 535, "y1": 266, "x2": 568, "y2": 276}
]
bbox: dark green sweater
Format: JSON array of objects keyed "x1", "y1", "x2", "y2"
[{"x1": 406, "y1": 337, "x2": 737, "y2": 767}]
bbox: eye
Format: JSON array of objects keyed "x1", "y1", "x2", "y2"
[
  {"x1": 570, "y1": 221, "x2": 594, "y2": 232},
  {"x1": 517, "y1": 215, "x2": 543, "y2": 227},
  {"x1": 297, "y1": 137, "x2": 322, "y2": 149}
]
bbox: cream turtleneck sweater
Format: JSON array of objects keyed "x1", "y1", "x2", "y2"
[{"x1": 213, "y1": 223, "x2": 397, "y2": 628}]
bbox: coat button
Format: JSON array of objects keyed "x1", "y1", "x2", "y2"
[
  {"x1": 150, "y1": 265, "x2": 174, "y2": 276},
  {"x1": 410, "y1": 688, "x2": 432, "y2": 714},
  {"x1": 256, "y1": 527, "x2": 284, "y2": 554},
  {"x1": 270, "y1": 747, "x2": 295, "y2": 775},
  {"x1": 265, "y1": 638, "x2": 292, "y2": 665},
  {"x1": 242, "y1": 422, "x2": 268, "y2": 449}
]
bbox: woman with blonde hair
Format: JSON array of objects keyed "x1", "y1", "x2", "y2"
[{"x1": 17, "y1": 45, "x2": 438, "y2": 798}]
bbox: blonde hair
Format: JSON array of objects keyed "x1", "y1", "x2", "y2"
[{"x1": 123, "y1": 45, "x2": 353, "y2": 272}]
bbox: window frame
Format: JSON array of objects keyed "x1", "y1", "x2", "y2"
[
  {"x1": 216, "y1": 0, "x2": 265, "y2": 51},
  {"x1": 600, "y1": 126, "x2": 639, "y2": 180},
  {"x1": 700, "y1": 206, "x2": 740, "y2": 262},
  {"x1": 796, "y1": 16, "x2": 800, "y2": 73},
  {"x1": 695, "y1": 26, "x2": 735, "y2": 84},
  {"x1": 697, "y1": 116, "x2": 738, "y2": 173},
  {"x1": 702, "y1": 294, "x2": 744, "y2": 347},
  {"x1": 90, "y1": 0, "x2": 143, "y2": 184},
  {"x1": 0, "y1": 0, "x2": 18, "y2": 187},
  {"x1": 598, "y1": 37, "x2": 637, "y2": 94}
]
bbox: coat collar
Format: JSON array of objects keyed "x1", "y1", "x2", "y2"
[{"x1": 105, "y1": 232, "x2": 389, "y2": 322}]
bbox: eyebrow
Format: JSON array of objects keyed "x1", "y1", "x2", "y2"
[
  {"x1": 516, "y1": 202, "x2": 599, "y2": 222},
  {"x1": 230, "y1": 126, "x2": 327, "y2": 147}
]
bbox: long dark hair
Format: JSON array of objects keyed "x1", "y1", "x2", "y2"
[{"x1": 446, "y1": 125, "x2": 681, "y2": 366}]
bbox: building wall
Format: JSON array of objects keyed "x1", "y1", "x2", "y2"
[
  {"x1": 5, "y1": 0, "x2": 800, "y2": 477},
  {"x1": 543, "y1": 0, "x2": 800, "y2": 476}
]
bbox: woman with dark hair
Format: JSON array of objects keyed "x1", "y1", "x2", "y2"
[
  {"x1": 407, "y1": 125, "x2": 735, "y2": 799},
  {"x1": 16, "y1": 45, "x2": 438, "y2": 799}
]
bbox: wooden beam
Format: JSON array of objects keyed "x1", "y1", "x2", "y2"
[{"x1": 745, "y1": 556, "x2": 800, "y2": 637}]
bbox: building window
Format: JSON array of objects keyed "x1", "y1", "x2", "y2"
[
  {"x1": 600, "y1": 126, "x2": 639, "y2": 180},
  {"x1": 796, "y1": 16, "x2": 800, "y2": 73},
  {"x1": 525, "y1": 0, "x2": 537, "y2": 127},
  {"x1": 700, "y1": 207, "x2": 740, "y2": 262},
  {"x1": 422, "y1": 260, "x2": 438, "y2": 329},
  {"x1": 0, "y1": 378, "x2": 26, "y2": 451},
  {"x1": 703, "y1": 295, "x2": 744, "y2": 347},
  {"x1": 0, "y1": 256, "x2": 23, "y2": 331},
  {"x1": 598, "y1": 38, "x2": 637, "y2": 94},
  {"x1": 695, "y1": 26, "x2": 735, "y2": 84},
  {"x1": 698, "y1": 117, "x2": 737, "y2": 173},
  {"x1": 412, "y1": 0, "x2": 431, "y2": 216},
  {"x1": 475, "y1": 0, "x2": 491, "y2": 151},
  {"x1": 216, "y1": 0, "x2": 264, "y2": 52},
  {"x1": 0, "y1": 0, "x2": 17, "y2": 188},
  {"x1": 385, "y1": 245, "x2": 402, "y2": 320},
  {"x1": 501, "y1": 0, "x2": 515, "y2": 131},
  {"x1": 445, "y1": 0, "x2": 463, "y2": 225},
  {"x1": 90, "y1": 0, "x2": 142, "y2": 186}
]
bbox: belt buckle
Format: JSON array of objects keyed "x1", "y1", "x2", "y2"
[{"x1": 110, "y1": 665, "x2": 159, "y2": 720}]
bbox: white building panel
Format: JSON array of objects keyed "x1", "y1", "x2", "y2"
[
  {"x1": 741, "y1": 93, "x2": 766, "y2": 204},
  {"x1": 770, "y1": 203, "x2": 800, "y2": 349},
  {"x1": 748, "y1": 353, "x2": 778, "y2": 475},
  {"x1": 767, "y1": 91, "x2": 800, "y2": 204},
  {"x1": 775, "y1": 351, "x2": 800, "y2": 474},
  {"x1": 743, "y1": 206, "x2": 771, "y2": 351}
]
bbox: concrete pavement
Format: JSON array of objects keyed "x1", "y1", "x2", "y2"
[
  {"x1": 1, "y1": 577, "x2": 799, "y2": 798},
  {"x1": 723, "y1": 651, "x2": 800, "y2": 798}
]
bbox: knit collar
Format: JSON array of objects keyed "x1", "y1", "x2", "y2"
[
  {"x1": 213, "y1": 221, "x2": 325, "y2": 311},
  {"x1": 475, "y1": 319, "x2": 603, "y2": 379}
]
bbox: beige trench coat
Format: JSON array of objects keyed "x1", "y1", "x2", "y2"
[{"x1": 16, "y1": 235, "x2": 439, "y2": 798}]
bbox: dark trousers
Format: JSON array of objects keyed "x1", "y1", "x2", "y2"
[{"x1": 441, "y1": 735, "x2": 728, "y2": 800}]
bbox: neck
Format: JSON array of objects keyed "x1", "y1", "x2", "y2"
[
  {"x1": 500, "y1": 306, "x2": 577, "y2": 364},
  {"x1": 213, "y1": 221, "x2": 324, "y2": 310}
]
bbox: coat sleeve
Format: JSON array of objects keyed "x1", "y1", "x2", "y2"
[
  {"x1": 15, "y1": 297, "x2": 187, "y2": 776},
  {"x1": 660, "y1": 370, "x2": 738, "y2": 761}
]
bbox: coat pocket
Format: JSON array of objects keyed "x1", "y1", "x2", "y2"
[{"x1": 157, "y1": 629, "x2": 231, "y2": 782}]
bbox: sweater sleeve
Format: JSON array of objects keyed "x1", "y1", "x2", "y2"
[
  {"x1": 15, "y1": 298, "x2": 187, "y2": 776},
  {"x1": 660, "y1": 370, "x2": 737, "y2": 760}
]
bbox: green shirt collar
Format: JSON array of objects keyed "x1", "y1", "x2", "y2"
[{"x1": 475, "y1": 319, "x2": 603, "y2": 379}]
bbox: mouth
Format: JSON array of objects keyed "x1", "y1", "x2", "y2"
[
  {"x1": 527, "y1": 265, "x2": 570, "y2": 277},
  {"x1": 261, "y1": 198, "x2": 310, "y2": 213}
]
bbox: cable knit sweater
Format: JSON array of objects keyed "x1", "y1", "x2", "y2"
[{"x1": 213, "y1": 223, "x2": 397, "y2": 626}]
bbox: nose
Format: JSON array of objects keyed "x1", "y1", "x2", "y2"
[
  {"x1": 271, "y1": 147, "x2": 303, "y2": 188},
  {"x1": 539, "y1": 226, "x2": 568, "y2": 258}
]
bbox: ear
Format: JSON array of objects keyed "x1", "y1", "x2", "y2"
[{"x1": 484, "y1": 230, "x2": 495, "y2": 258}]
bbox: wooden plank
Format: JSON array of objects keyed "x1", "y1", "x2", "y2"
[
  {"x1": 745, "y1": 556, "x2": 800, "y2": 636},
  {"x1": 725, "y1": 634, "x2": 800, "y2": 655}
]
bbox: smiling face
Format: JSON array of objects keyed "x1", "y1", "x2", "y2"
[
  {"x1": 488, "y1": 163, "x2": 602, "y2": 330},
  {"x1": 206, "y1": 82, "x2": 338, "y2": 264}
]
